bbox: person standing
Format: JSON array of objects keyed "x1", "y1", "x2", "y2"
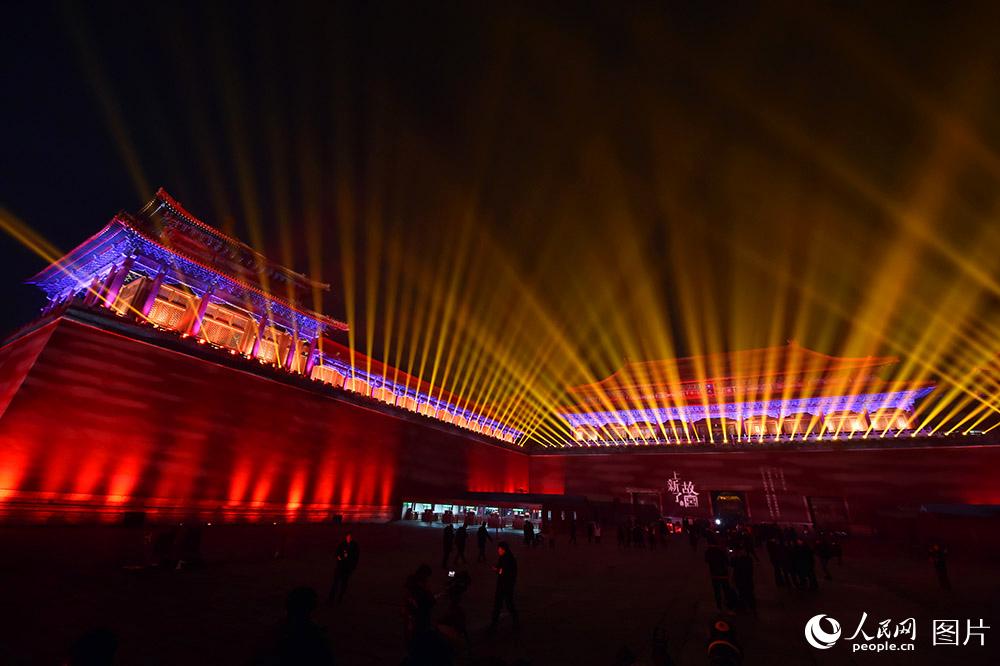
[
  {"x1": 490, "y1": 542, "x2": 519, "y2": 631},
  {"x1": 260, "y1": 587, "x2": 336, "y2": 664},
  {"x1": 765, "y1": 537, "x2": 786, "y2": 587},
  {"x1": 477, "y1": 522, "x2": 493, "y2": 562},
  {"x1": 704, "y1": 536, "x2": 735, "y2": 612},
  {"x1": 731, "y1": 546, "x2": 756, "y2": 615},
  {"x1": 688, "y1": 522, "x2": 700, "y2": 552},
  {"x1": 929, "y1": 543, "x2": 950, "y2": 590},
  {"x1": 522, "y1": 519, "x2": 534, "y2": 547},
  {"x1": 816, "y1": 535, "x2": 834, "y2": 581},
  {"x1": 793, "y1": 539, "x2": 818, "y2": 590},
  {"x1": 593, "y1": 522, "x2": 602, "y2": 544},
  {"x1": 441, "y1": 524, "x2": 455, "y2": 569},
  {"x1": 568, "y1": 518, "x2": 577, "y2": 545},
  {"x1": 454, "y1": 524, "x2": 468, "y2": 565},
  {"x1": 328, "y1": 531, "x2": 360, "y2": 604}
]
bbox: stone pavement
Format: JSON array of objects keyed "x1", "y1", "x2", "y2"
[{"x1": 0, "y1": 522, "x2": 995, "y2": 665}]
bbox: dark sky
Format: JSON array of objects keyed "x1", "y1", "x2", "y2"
[{"x1": 4, "y1": 1, "x2": 999, "y2": 381}]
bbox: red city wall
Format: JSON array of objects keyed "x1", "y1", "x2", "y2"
[
  {"x1": 0, "y1": 318, "x2": 529, "y2": 523},
  {"x1": 1, "y1": 316, "x2": 997, "y2": 530},
  {"x1": 529, "y1": 445, "x2": 1000, "y2": 528}
]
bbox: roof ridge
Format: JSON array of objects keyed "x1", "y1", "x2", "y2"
[
  {"x1": 150, "y1": 188, "x2": 331, "y2": 292},
  {"x1": 117, "y1": 214, "x2": 348, "y2": 331}
]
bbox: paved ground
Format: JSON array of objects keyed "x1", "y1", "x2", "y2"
[{"x1": 0, "y1": 522, "x2": 996, "y2": 665}]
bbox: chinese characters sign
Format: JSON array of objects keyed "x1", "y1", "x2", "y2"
[{"x1": 667, "y1": 471, "x2": 699, "y2": 508}]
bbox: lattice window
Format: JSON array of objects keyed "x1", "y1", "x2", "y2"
[
  {"x1": 371, "y1": 386, "x2": 395, "y2": 403},
  {"x1": 311, "y1": 364, "x2": 345, "y2": 386},
  {"x1": 199, "y1": 303, "x2": 251, "y2": 351},
  {"x1": 257, "y1": 327, "x2": 289, "y2": 364},
  {"x1": 147, "y1": 284, "x2": 193, "y2": 330}
]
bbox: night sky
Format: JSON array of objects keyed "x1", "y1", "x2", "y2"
[{"x1": 4, "y1": 2, "x2": 1000, "y2": 408}]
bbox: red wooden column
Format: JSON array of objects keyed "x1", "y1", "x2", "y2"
[
  {"x1": 102, "y1": 257, "x2": 135, "y2": 308},
  {"x1": 283, "y1": 333, "x2": 299, "y2": 371},
  {"x1": 249, "y1": 314, "x2": 268, "y2": 359},
  {"x1": 140, "y1": 269, "x2": 166, "y2": 317},
  {"x1": 187, "y1": 287, "x2": 214, "y2": 336},
  {"x1": 303, "y1": 336, "x2": 320, "y2": 376}
]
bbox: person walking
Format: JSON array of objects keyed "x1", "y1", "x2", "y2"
[
  {"x1": 490, "y1": 542, "x2": 519, "y2": 632},
  {"x1": 569, "y1": 518, "x2": 577, "y2": 545},
  {"x1": 704, "y1": 536, "x2": 735, "y2": 612},
  {"x1": 476, "y1": 522, "x2": 493, "y2": 562},
  {"x1": 453, "y1": 524, "x2": 468, "y2": 565},
  {"x1": 441, "y1": 524, "x2": 455, "y2": 569},
  {"x1": 328, "y1": 531, "x2": 360, "y2": 604},
  {"x1": 731, "y1": 545, "x2": 756, "y2": 615}
]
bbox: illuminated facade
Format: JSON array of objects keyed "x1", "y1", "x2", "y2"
[
  {"x1": 26, "y1": 189, "x2": 520, "y2": 443},
  {"x1": 0, "y1": 191, "x2": 995, "y2": 530},
  {"x1": 560, "y1": 344, "x2": 935, "y2": 445}
]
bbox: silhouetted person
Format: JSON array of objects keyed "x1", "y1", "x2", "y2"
[
  {"x1": 522, "y1": 520, "x2": 534, "y2": 546},
  {"x1": 816, "y1": 535, "x2": 834, "y2": 581},
  {"x1": 929, "y1": 543, "x2": 950, "y2": 590},
  {"x1": 477, "y1": 522, "x2": 492, "y2": 562},
  {"x1": 617, "y1": 524, "x2": 626, "y2": 548},
  {"x1": 793, "y1": 539, "x2": 818, "y2": 590},
  {"x1": 594, "y1": 522, "x2": 602, "y2": 544},
  {"x1": 633, "y1": 523, "x2": 645, "y2": 549},
  {"x1": 328, "y1": 532, "x2": 360, "y2": 604},
  {"x1": 587, "y1": 520, "x2": 594, "y2": 544},
  {"x1": 490, "y1": 542, "x2": 519, "y2": 631},
  {"x1": 688, "y1": 524, "x2": 700, "y2": 552},
  {"x1": 403, "y1": 565, "x2": 451, "y2": 665},
  {"x1": 438, "y1": 571, "x2": 472, "y2": 646},
  {"x1": 258, "y1": 587, "x2": 335, "y2": 665},
  {"x1": 441, "y1": 524, "x2": 454, "y2": 569},
  {"x1": 67, "y1": 628, "x2": 117, "y2": 666},
  {"x1": 731, "y1": 546, "x2": 756, "y2": 615},
  {"x1": 704, "y1": 537, "x2": 735, "y2": 611},
  {"x1": 765, "y1": 538, "x2": 786, "y2": 587},
  {"x1": 454, "y1": 525, "x2": 468, "y2": 564},
  {"x1": 569, "y1": 518, "x2": 577, "y2": 545},
  {"x1": 404, "y1": 565, "x2": 435, "y2": 643}
]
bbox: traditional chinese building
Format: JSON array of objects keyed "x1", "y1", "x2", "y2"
[
  {"x1": 560, "y1": 344, "x2": 935, "y2": 444},
  {"x1": 0, "y1": 190, "x2": 996, "y2": 538},
  {"x1": 26, "y1": 189, "x2": 520, "y2": 443}
]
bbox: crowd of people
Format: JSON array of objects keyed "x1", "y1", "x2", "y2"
[{"x1": 60, "y1": 514, "x2": 964, "y2": 666}]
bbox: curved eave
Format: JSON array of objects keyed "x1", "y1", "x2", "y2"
[{"x1": 152, "y1": 188, "x2": 332, "y2": 292}]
